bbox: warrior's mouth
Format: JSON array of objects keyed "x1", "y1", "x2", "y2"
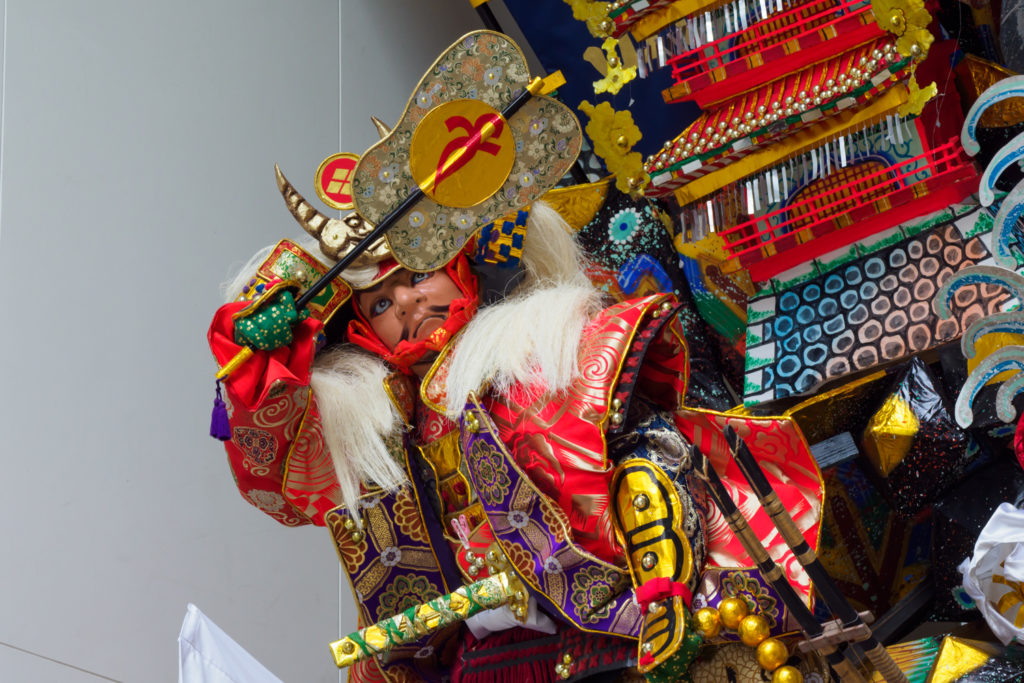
[{"x1": 412, "y1": 315, "x2": 444, "y2": 341}]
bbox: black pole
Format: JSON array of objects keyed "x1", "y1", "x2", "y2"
[
  {"x1": 691, "y1": 445, "x2": 854, "y2": 682},
  {"x1": 475, "y1": 2, "x2": 503, "y2": 32},
  {"x1": 725, "y1": 426, "x2": 909, "y2": 683}
]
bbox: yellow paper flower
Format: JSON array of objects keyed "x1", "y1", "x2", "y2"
[
  {"x1": 872, "y1": 0, "x2": 933, "y2": 58},
  {"x1": 579, "y1": 100, "x2": 650, "y2": 196},
  {"x1": 592, "y1": 38, "x2": 637, "y2": 95},
  {"x1": 898, "y1": 78, "x2": 938, "y2": 117},
  {"x1": 564, "y1": 0, "x2": 615, "y2": 38}
]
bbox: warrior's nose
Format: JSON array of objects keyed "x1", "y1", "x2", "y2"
[{"x1": 393, "y1": 285, "x2": 423, "y2": 314}]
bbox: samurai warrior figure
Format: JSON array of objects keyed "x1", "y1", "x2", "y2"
[{"x1": 208, "y1": 31, "x2": 823, "y2": 683}]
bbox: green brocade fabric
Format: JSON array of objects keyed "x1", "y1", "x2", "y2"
[
  {"x1": 234, "y1": 290, "x2": 308, "y2": 351},
  {"x1": 646, "y1": 613, "x2": 702, "y2": 683}
]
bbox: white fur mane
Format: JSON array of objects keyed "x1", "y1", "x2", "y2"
[
  {"x1": 443, "y1": 283, "x2": 602, "y2": 416},
  {"x1": 445, "y1": 201, "x2": 602, "y2": 416},
  {"x1": 309, "y1": 347, "x2": 407, "y2": 521}
]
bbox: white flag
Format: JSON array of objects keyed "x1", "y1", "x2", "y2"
[{"x1": 178, "y1": 604, "x2": 284, "y2": 683}]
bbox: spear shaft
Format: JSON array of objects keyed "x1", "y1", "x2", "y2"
[
  {"x1": 724, "y1": 425, "x2": 909, "y2": 683},
  {"x1": 691, "y1": 444, "x2": 866, "y2": 682},
  {"x1": 329, "y1": 570, "x2": 525, "y2": 668}
]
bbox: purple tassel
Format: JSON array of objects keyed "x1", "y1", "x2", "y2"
[{"x1": 210, "y1": 380, "x2": 232, "y2": 441}]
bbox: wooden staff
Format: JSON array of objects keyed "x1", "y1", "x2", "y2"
[
  {"x1": 724, "y1": 425, "x2": 909, "y2": 683},
  {"x1": 691, "y1": 444, "x2": 867, "y2": 683}
]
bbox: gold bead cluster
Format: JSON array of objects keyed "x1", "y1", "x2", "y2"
[
  {"x1": 342, "y1": 517, "x2": 364, "y2": 543},
  {"x1": 464, "y1": 546, "x2": 505, "y2": 579},
  {"x1": 694, "y1": 597, "x2": 803, "y2": 683},
  {"x1": 645, "y1": 42, "x2": 898, "y2": 173},
  {"x1": 554, "y1": 652, "x2": 574, "y2": 680},
  {"x1": 463, "y1": 549, "x2": 487, "y2": 578},
  {"x1": 609, "y1": 397, "x2": 624, "y2": 427}
]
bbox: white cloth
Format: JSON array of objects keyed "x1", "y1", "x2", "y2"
[
  {"x1": 960, "y1": 502, "x2": 1024, "y2": 645},
  {"x1": 178, "y1": 603, "x2": 284, "y2": 683},
  {"x1": 464, "y1": 597, "x2": 557, "y2": 639}
]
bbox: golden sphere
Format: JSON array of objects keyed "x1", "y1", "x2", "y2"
[
  {"x1": 772, "y1": 665, "x2": 803, "y2": 683},
  {"x1": 718, "y1": 597, "x2": 750, "y2": 630},
  {"x1": 694, "y1": 607, "x2": 723, "y2": 638},
  {"x1": 738, "y1": 614, "x2": 771, "y2": 647},
  {"x1": 756, "y1": 638, "x2": 789, "y2": 671},
  {"x1": 608, "y1": 56, "x2": 620, "y2": 68}
]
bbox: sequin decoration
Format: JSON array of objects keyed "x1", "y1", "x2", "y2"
[
  {"x1": 816, "y1": 458, "x2": 932, "y2": 615},
  {"x1": 862, "y1": 357, "x2": 970, "y2": 518},
  {"x1": 743, "y1": 206, "x2": 1011, "y2": 405},
  {"x1": 574, "y1": 184, "x2": 735, "y2": 410}
]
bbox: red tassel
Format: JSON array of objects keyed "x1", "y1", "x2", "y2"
[{"x1": 210, "y1": 380, "x2": 232, "y2": 441}]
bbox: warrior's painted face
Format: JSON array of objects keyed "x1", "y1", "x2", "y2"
[{"x1": 354, "y1": 268, "x2": 463, "y2": 350}]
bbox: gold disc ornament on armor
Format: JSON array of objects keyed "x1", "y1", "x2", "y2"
[{"x1": 409, "y1": 99, "x2": 515, "y2": 208}]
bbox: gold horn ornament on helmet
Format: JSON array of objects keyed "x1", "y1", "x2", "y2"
[{"x1": 274, "y1": 164, "x2": 391, "y2": 267}]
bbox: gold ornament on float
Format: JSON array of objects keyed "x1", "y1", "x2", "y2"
[
  {"x1": 771, "y1": 664, "x2": 804, "y2": 683},
  {"x1": 718, "y1": 597, "x2": 750, "y2": 630},
  {"x1": 756, "y1": 638, "x2": 790, "y2": 671},
  {"x1": 694, "y1": 607, "x2": 723, "y2": 638},
  {"x1": 737, "y1": 614, "x2": 771, "y2": 647}
]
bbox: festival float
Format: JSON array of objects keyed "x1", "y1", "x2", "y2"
[{"x1": 206, "y1": 2, "x2": 1024, "y2": 680}]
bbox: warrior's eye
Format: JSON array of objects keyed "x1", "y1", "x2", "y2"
[
  {"x1": 411, "y1": 271, "x2": 431, "y2": 285},
  {"x1": 370, "y1": 297, "x2": 391, "y2": 316}
]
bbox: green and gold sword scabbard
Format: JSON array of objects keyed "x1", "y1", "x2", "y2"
[
  {"x1": 330, "y1": 570, "x2": 527, "y2": 668},
  {"x1": 724, "y1": 426, "x2": 910, "y2": 683}
]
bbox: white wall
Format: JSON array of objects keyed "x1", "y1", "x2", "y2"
[{"x1": 0, "y1": 1, "x2": 495, "y2": 681}]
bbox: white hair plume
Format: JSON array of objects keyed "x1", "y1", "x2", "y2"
[
  {"x1": 444, "y1": 202, "x2": 604, "y2": 417},
  {"x1": 443, "y1": 282, "x2": 603, "y2": 417},
  {"x1": 309, "y1": 346, "x2": 409, "y2": 520},
  {"x1": 518, "y1": 200, "x2": 594, "y2": 289}
]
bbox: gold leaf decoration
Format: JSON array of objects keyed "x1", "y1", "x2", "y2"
[
  {"x1": 579, "y1": 100, "x2": 649, "y2": 196},
  {"x1": 872, "y1": 0, "x2": 934, "y2": 59}
]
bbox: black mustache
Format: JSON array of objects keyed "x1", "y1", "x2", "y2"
[{"x1": 399, "y1": 304, "x2": 452, "y2": 343}]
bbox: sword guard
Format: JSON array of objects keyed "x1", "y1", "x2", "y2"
[{"x1": 795, "y1": 611, "x2": 875, "y2": 654}]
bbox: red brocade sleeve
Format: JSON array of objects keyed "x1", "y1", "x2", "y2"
[
  {"x1": 208, "y1": 301, "x2": 323, "y2": 411},
  {"x1": 207, "y1": 302, "x2": 334, "y2": 527}
]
